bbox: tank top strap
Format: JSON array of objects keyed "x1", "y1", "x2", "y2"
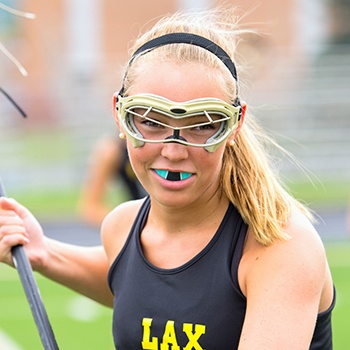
[
  {"x1": 228, "y1": 205, "x2": 248, "y2": 295},
  {"x1": 108, "y1": 196, "x2": 151, "y2": 289}
]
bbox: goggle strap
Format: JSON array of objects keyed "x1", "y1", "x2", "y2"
[{"x1": 233, "y1": 97, "x2": 242, "y2": 120}]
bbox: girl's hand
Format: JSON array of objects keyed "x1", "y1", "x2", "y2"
[{"x1": 0, "y1": 197, "x2": 46, "y2": 269}]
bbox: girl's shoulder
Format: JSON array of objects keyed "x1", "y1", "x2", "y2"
[
  {"x1": 101, "y1": 198, "x2": 146, "y2": 264},
  {"x1": 240, "y1": 206, "x2": 328, "y2": 297},
  {"x1": 237, "y1": 206, "x2": 334, "y2": 348}
]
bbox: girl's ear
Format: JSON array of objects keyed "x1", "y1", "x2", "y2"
[
  {"x1": 112, "y1": 92, "x2": 121, "y2": 129},
  {"x1": 227, "y1": 101, "x2": 247, "y2": 145},
  {"x1": 235, "y1": 101, "x2": 247, "y2": 134},
  {"x1": 238, "y1": 101, "x2": 247, "y2": 126}
]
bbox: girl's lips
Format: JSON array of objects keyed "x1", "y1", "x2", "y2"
[{"x1": 154, "y1": 169, "x2": 193, "y2": 181}]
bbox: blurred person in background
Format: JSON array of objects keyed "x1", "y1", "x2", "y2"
[
  {"x1": 326, "y1": 0, "x2": 350, "y2": 53},
  {"x1": 79, "y1": 134, "x2": 146, "y2": 226},
  {"x1": 0, "y1": 7, "x2": 335, "y2": 349}
]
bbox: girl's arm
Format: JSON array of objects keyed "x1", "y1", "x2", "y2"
[
  {"x1": 0, "y1": 197, "x2": 113, "y2": 306},
  {"x1": 238, "y1": 208, "x2": 333, "y2": 349}
]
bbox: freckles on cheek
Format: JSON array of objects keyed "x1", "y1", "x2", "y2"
[
  {"x1": 126, "y1": 144, "x2": 154, "y2": 175},
  {"x1": 206, "y1": 151, "x2": 225, "y2": 174}
]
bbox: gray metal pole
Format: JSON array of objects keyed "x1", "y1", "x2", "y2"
[
  {"x1": 0, "y1": 179, "x2": 58, "y2": 350},
  {"x1": 0, "y1": 181, "x2": 59, "y2": 350},
  {"x1": 1, "y1": 87, "x2": 59, "y2": 348}
]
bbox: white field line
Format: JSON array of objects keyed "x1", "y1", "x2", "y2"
[
  {"x1": 66, "y1": 295, "x2": 104, "y2": 322},
  {"x1": 0, "y1": 330, "x2": 23, "y2": 350}
]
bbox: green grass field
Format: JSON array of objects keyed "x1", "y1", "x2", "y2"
[
  {"x1": 0, "y1": 264, "x2": 114, "y2": 349},
  {"x1": 0, "y1": 241, "x2": 349, "y2": 349},
  {"x1": 325, "y1": 242, "x2": 350, "y2": 349}
]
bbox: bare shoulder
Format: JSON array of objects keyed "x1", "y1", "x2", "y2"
[
  {"x1": 237, "y1": 207, "x2": 334, "y2": 349},
  {"x1": 280, "y1": 206, "x2": 326, "y2": 255},
  {"x1": 240, "y1": 206, "x2": 332, "y2": 309},
  {"x1": 244, "y1": 206, "x2": 326, "y2": 268},
  {"x1": 237, "y1": 207, "x2": 334, "y2": 348},
  {"x1": 282, "y1": 207, "x2": 328, "y2": 272},
  {"x1": 101, "y1": 198, "x2": 146, "y2": 265}
]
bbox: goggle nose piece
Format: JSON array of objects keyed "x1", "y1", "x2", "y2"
[{"x1": 165, "y1": 130, "x2": 188, "y2": 144}]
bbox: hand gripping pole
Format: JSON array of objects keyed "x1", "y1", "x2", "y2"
[{"x1": 0, "y1": 180, "x2": 59, "y2": 350}]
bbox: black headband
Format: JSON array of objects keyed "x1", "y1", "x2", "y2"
[{"x1": 119, "y1": 32, "x2": 239, "y2": 96}]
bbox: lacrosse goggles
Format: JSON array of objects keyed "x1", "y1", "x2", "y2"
[{"x1": 117, "y1": 93, "x2": 241, "y2": 152}]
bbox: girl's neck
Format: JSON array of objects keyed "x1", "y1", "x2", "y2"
[
  {"x1": 148, "y1": 191, "x2": 230, "y2": 236},
  {"x1": 140, "y1": 192, "x2": 230, "y2": 269}
]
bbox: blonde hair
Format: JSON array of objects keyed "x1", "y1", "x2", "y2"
[{"x1": 122, "y1": 8, "x2": 314, "y2": 246}]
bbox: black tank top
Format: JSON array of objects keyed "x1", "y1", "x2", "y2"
[{"x1": 108, "y1": 197, "x2": 335, "y2": 349}]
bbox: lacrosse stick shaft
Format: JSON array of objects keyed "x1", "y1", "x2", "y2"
[{"x1": 0, "y1": 180, "x2": 59, "y2": 350}]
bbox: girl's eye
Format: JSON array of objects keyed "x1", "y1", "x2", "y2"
[
  {"x1": 193, "y1": 124, "x2": 215, "y2": 131},
  {"x1": 142, "y1": 119, "x2": 164, "y2": 128},
  {"x1": 191, "y1": 124, "x2": 217, "y2": 133}
]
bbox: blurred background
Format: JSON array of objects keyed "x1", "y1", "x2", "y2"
[{"x1": 0, "y1": 0, "x2": 349, "y2": 349}]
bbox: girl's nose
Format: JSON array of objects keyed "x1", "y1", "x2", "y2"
[{"x1": 160, "y1": 141, "x2": 189, "y2": 161}]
